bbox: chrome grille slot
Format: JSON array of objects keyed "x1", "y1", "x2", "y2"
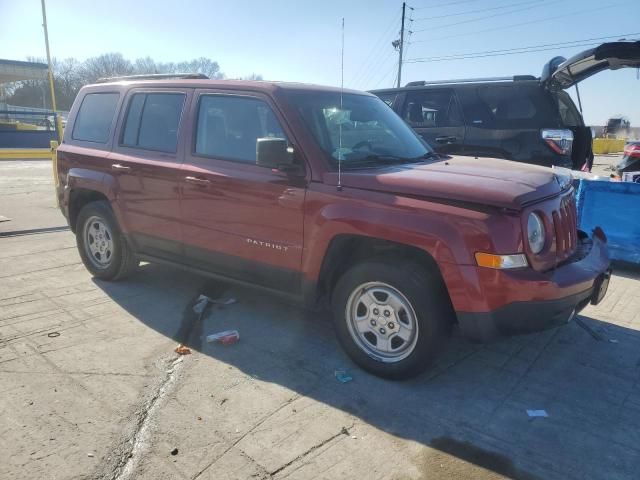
[{"x1": 552, "y1": 194, "x2": 578, "y2": 261}]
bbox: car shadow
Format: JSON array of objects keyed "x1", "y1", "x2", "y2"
[{"x1": 93, "y1": 263, "x2": 640, "y2": 480}]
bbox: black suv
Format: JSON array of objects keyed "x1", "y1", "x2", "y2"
[{"x1": 372, "y1": 42, "x2": 640, "y2": 170}]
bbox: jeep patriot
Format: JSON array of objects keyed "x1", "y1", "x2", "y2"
[{"x1": 55, "y1": 77, "x2": 611, "y2": 379}]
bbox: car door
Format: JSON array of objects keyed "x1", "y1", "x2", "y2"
[
  {"x1": 400, "y1": 88, "x2": 465, "y2": 154},
  {"x1": 109, "y1": 89, "x2": 190, "y2": 260},
  {"x1": 179, "y1": 90, "x2": 306, "y2": 293}
]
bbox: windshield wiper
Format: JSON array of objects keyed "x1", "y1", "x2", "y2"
[
  {"x1": 411, "y1": 151, "x2": 440, "y2": 161},
  {"x1": 341, "y1": 154, "x2": 424, "y2": 168}
]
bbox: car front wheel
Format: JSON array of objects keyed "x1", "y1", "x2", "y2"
[{"x1": 332, "y1": 260, "x2": 451, "y2": 379}]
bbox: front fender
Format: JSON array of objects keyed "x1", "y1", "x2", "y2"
[{"x1": 302, "y1": 185, "x2": 523, "y2": 312}]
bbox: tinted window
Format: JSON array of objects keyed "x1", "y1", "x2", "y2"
[
  {"x1": 555, "y1": 91, "x2": 582, "y2": 127},
  {"x1": 72, "y1": 93, "x2": 119, "y2": 143},
  {"x1": 195, "y1": 95, "x2": 287, "y2": 164},
  {"x1": 375, "y1": 92, "x2": 397, "y2": 108},
  {"x1": 403, "y1": 90, "x2": 463, "y2": 127},
  {"x1": 122, "y1": 93, "x2": 185, "y2": 153},
  {"x1": 466, "y1": 85, "x2": 556, "y2": 129}
]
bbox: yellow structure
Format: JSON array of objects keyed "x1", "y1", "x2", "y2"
[
  {"x1": 0, "y1": 140, "x2": 57, "y2": 160},
  {"x1": 593, "y1": 138, "x2": 626, "y2": 155}
]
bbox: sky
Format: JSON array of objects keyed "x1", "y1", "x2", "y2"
[{"x1": 1, "y1": 0, "x2": 639, "y2": 124}]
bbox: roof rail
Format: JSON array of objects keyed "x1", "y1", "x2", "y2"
[
  {"x1": 96, "y1": 73, "x2": 209, "y2": 83},
  {"x1": 404, "y1": 75, "x2": 537, "y2": 87}
]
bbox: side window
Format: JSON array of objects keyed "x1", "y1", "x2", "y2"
[
  {"x1": 121, "y1": 93, "x2": 185, "y2": 153},
  {"x1": 195, "y1": 95, "x2": 287, "y2": 164},
  {"x1": 471, "y1": 85, "x2": 554, "y2": 129},
  {"x1": 555, "y1": 91, "x2": 582, "y2": 127},
  {"x1": 375, "y1": 92, "x2": 397, "y2": 108},
  {"x1": 403, "y1": 90, "x2": 462, "y2": 128},
  {"x1": 72, "y1": 93, "x2": 119, "y2": 143}
]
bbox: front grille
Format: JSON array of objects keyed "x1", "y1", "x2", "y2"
[{"x1": 552, "y1": 194, "x2": 578, "y2": 262}]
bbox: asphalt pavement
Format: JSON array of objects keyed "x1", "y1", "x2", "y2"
[{"x1": 1, "y1": 159, "x2": 639, "y2": 480}]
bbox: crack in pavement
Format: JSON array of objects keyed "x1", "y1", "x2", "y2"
[
  {"x1": 191, "y1": 393, "x2": 304, "y2": 480},
  {"x1": 269, "y1": 423, "x2": 355, "y2": 478},
  {"x1": 103, "y1": 354, "x2": 185, "y2": 480}
]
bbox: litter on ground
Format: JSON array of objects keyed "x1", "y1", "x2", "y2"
[
  {"x1": 193, "y1": 295, "x2": 237, "y2": 315},
  {"x1": 174, "y1": 344, "x2": 192, "y2": 355},
  {"x1": 206, "y1": 330, "x2": 240, "y2": 345},
  {"x1": 335, "y1": 369, "x2": 353, "y2": 383},
  {"x1": 526, "y1": 409, "x2": 549, "y2": 418}
]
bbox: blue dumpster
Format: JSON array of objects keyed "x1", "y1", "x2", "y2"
[{"x1": 576, "y1": 180, "x2": 640, "y2": 264}]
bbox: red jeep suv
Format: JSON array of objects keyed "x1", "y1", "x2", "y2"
[{"x1": 55, "y1": 76, "x2": 611, "y2": 379}]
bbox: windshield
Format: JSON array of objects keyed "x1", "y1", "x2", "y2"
[{"x1": 285, "y1": 91, "x2": 432, "y2": 169}]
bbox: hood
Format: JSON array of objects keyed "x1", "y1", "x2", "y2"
[
  {"x1": 541, "y1": 41, "x2": 640, "y2": 90},
  {"x1": 323, "y1": 156, "x2": 568, "y2": 210}
]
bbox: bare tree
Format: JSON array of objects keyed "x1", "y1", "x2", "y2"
[
  {"x1": 80, "y1": 53, "x2": 134, "y2": 83},
  {"x1": 242, "y1": 73, "x2": 264, "y2": 81},
  {"x1": 174, "y1": 57, "x2": 223, "y2": 79},
  {"x1": 5, "y1": 53, "x2": 243, "y2": 110}
]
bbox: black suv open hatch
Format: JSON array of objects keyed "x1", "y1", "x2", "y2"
[{"x1": 542, "y1": 41, "x2": 640, "y2": 90}]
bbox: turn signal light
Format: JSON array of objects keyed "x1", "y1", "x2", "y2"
[{"x1": 475, "y1": 252, "x2": 528, "y2": 269}]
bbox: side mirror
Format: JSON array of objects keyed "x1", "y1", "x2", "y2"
[{"x1": 256, "y1": 138, "x2": 294, "y2": 170}]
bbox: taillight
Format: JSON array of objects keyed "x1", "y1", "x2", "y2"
[
  {"x1": 624, "y1": 144, "x2": 640, "y2": 159},
  {"x1": 541, "y1": 129, "x2": 573, "y2": 155}
]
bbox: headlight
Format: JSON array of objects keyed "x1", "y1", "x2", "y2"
[{"x1": 527, "y1": 212, "x2": 546, "y2": 254}]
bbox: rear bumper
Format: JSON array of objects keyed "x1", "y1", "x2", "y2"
[{"x1": 456, "y1": 230, "x2": 610, "y2": 342}]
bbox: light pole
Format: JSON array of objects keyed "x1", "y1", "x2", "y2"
[{"x1": 40, "y1": 0, "x2": 62, "y2": 142}]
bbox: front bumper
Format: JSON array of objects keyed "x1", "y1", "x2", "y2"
[{"x1": 456, "y1": 230, "x2": 610, "y2": 342}]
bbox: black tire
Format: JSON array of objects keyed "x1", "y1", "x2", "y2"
[
  {"x1": 75, "y1": 200, "x2": 138, "y2": 281},
  {"x1": 331, "y1": 260, "x2": 452, "y2": 380}
]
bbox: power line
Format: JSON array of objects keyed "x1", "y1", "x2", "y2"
[
  {"x1": 349, "y1": 10, "x2": 401, "y2": 87},
  {"x1": 375, "y1": 61, "x2": 399, "y2": 89},
  {"x1": 411, "y1": 0, "x2": 561, "y2": 34},
  {"x1": 405, "y1": 42, "x2": 597, "y2": 62},
  {"x1": 409, "y1": 0, "x2": 630, "y2": 44},
  {"x1": 406, "y1": 37, "x2": 640, "y2": 63},
  {"x1": 405, "y1": 33, "x2": 640, "y2": 63},
  {"x1": 353, "y1": 40, "x2": 398, "y2": 89},
  {"x1": 412, "y1": 0, "x2": 544, "y2": 22},
  {"x1": 411, "y1": 0, "x2": 480, "y2": 10}
]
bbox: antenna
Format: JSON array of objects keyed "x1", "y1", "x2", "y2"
[{"x1": 338, "y1": 17, "x2": 344, "y2": 192}]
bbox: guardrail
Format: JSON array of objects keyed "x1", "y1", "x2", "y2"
[{"x1": 0, "y1": 110, "x2": 63, "y2": 156}]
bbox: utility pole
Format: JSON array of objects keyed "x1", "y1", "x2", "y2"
[
  {"x1": 396, "y1": 2, "x2": 406, "y2": 88},
  {"x1": 41, "y1": 0, "x2": 62, "y2": 141}
]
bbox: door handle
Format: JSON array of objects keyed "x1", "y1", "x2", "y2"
[
  {"x1": 111, "y1": 163, "x2": 131, "y2": 172},
  {"x1": 184, "y1": 176, "x2": 211, "y2": 185},
  {"x1": 435, "y1": 136, "x2": 457, "y2": 144}
]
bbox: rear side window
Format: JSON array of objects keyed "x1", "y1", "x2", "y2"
[
  {"x1": 555, "y1": 91, "x2": 582, "y2": 127},
  {"x1": 72, "y1": 93, "x2": 119, "y2": 143},
  {"x1": 375, "y1": 92, "x2": 397, "y2": 108},
  {"x1": 402, "y1": 90, "x2": 463, "y2": 127},
  {"x1": 121, "y1": 93, "x2": 185, "y2": 153},
  {"x1": 194, "y1": 95, "x2": 287, "y2": 164},
  {"x1": 466, "y1": 85, "x2": 556, "y2": 129}
]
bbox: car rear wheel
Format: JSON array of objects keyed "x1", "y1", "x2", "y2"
[
  {"x1": 76, "y1": 200, "x2": 137, "y2": 280},
  {"x1": 332, "y1": 260, "x2": 451, "y2": 379}
]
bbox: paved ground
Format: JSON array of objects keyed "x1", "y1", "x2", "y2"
[
  {"x1": 1, "y1": 159, "x2": 639, "y2": 480},
  {"x1": 591, "y1": 153, "x2": 623, "y2": 178}
]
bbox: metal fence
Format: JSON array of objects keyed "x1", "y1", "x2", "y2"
[{"x1": 0, "y1": 109, "x2": 62, "y2": 148}]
